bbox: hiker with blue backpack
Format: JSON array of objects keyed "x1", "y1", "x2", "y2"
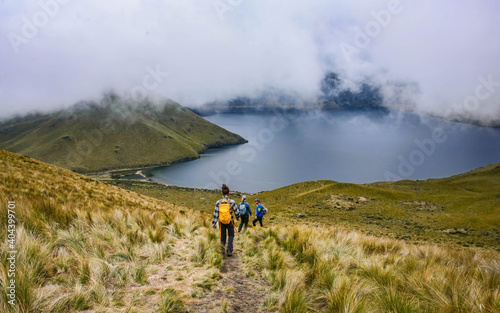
[
  {"x1": 252, "y1": 198, "x2": 267, "y2": 230},
  {"x1": 211, "y1": 184, "x2": 238, "y2": 256},
  {"x1": 237, "y1": 195, "x2": 252, "y2": 233}
]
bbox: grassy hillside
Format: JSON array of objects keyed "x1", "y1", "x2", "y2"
[
  {"x1": 256, "y1": 163, "x2": 500, "y2": 249},
  {"x1": 109, "y1": 162, "x2": 500, "y2": 250},
  {"x1": 239, "y1": 224, "x2": 500, "y2": 312},
  {"x1": 0, "y1": 94, "x2": 246, "y2": 173},
  {"x1": 0, "y1": 149, "x2": 225, "y2": 312},
  {"x1": 1, "y1": 149, "x2": 499, "y2": 312}
]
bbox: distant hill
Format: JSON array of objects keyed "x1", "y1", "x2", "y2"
[
  {"x1": 0, "y1": 94, "x2": 246, "y2": 172},
  {"x1": 190, "y1": 91, "x2": 324, "y2": 116},
  {"x1": 190, "y1": 72, "x2": 388, "y2": 116},
  {"x1": 191, "y1": 72, "x2": 500, "y2": 127}
]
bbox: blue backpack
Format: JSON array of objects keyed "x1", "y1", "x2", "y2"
[{"x1": 238, "y1": 203, "x2": 247, "y2": 216}]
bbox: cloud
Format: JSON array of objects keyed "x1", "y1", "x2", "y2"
[{"x1": 1, "y1": 0, "x2": 499, "y2": 122}]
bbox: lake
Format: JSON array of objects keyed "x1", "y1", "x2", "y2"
[{"x1": 149, "y1": 110, "x2": 500, "y2": 193}]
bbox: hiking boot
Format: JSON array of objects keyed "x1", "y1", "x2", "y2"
[{"x1": 227, "y1": 250, "x2": 233, "y2": 257}]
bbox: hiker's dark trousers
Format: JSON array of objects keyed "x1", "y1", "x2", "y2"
[
  {"x1": 220, "y1": 222, "x2": 234, "y2": 252},
  {"x1": 253, "y1": 216, "x2": 263, "y2": 227},
  {"x1": 238, "y1": 214, "x2": 249, "y2": 232}
]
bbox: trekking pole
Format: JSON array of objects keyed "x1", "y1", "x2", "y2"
[{"x1": 231, "y1": 219, "x2": 240, "y2": 237}]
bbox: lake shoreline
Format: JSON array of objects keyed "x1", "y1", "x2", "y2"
[
  {"x1": 146, "y1": 110, "x2": 500, "y2": 193},
  {"x1": 86, "y1": 140, "x2": 248, "y2": 181}
]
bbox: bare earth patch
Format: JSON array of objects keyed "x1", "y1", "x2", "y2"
[{"x1": 324, "y1": 193, "x2": 370, "y2": 210}]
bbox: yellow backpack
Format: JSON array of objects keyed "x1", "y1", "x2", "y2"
[{"x1": 219, "y1": 199, "x2": 232, "y2": 224}]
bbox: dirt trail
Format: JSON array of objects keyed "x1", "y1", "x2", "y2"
[{"x1": 188, "y1": 240, "x2": 271, "y2": 313}]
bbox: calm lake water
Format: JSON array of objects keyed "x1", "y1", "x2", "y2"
[{"x1": 149, "y1": 110, "x2": 500, "y2": 193}]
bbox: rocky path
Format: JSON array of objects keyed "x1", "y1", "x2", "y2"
[{"x1": 188, "y1": 243, "x2": 271, "y2": 313}]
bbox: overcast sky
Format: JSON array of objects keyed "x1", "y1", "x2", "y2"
[{"x1": 1, "y1": 0, "x2": 499, "y2": 122}]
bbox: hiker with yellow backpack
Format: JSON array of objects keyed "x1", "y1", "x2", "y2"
[{"x1": 211, "y1": 184, "x2": 238, "y2": 256}]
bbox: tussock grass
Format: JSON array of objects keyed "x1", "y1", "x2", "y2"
[
  {"x1": 191, "y1": 228, "x2": 222, "y2": 268},
  {"x1": 193, "y1": 269, "x2": 223, "y2": 292},
  {"x1": 0, "y1": 204, "x2": 220, "y2": 312},
  {"x1": 0, "y1": 149, "x2": 225, "y2": 312},
  {"x1": 377, "y1": 283, "x2": 421, "y2": 313},
  {"x1": 317, "y1": 274, "x2": 370, "y2": 313},
  {"x1": 239, "y1": 224, "x2": 500, "y2": 313},
  {"x1": 156, "y1": 288, "x2": 185, "y2": 313}
]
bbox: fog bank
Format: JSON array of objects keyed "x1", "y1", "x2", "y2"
[{"x1": 1, "y1": 1, "x2": 499, "y2": 123}]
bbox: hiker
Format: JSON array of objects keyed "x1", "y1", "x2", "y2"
[
  {"x1": 252, "y1": 198, "x2": 265, "y2": 230},
  {"x1": 237, "y1": 195, "x2": 252, "y2": 232},
  {"x1": 211, "y1": 184, "x2": 237, "y2": 256}
]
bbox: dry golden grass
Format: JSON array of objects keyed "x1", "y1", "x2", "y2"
[
  {"x1": 0, "y1": 150, "x2": 222, "y2": 312},
  {"x1": 239, "y1": 225, "x2": 500, "y2": 312}
]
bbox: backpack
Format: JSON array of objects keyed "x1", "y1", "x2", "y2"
[
  {"x1": 238, "y1": 203, "x2": 247, "y2": 216},
  {"x1": 219, "y1": 199, "x2": 232, "y2": 224},
  {"x1": 262, "y1": 204, "x2": 268, "y2": 215}
]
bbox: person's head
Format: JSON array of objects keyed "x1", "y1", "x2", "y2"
[
  {"x1": 255, "y1": 198, "x2": 260, "y2": 204},
  {"x1": 242, "y1": 195, "x2": 247, "y2": 201},
  {"x1": 221, "y1": 184, "x2": 230, "y2": 195}
]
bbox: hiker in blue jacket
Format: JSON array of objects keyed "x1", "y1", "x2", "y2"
[
  {"x1": 252, "y1": 198, "x2": 265, "y2": 230},
  {"x1": 237, "y1": 195, "x2": 252, "y2": 233}
]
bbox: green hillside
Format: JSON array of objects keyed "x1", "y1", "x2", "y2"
[
  {"x1": 256, "y1": 163, "x2": 500, "y2": 249},
  {"x1": 109, "y1": 162, "x2": 500, "y2": 250},
  {"x1": 0, "y1": 94, "x2": 246, "y2": 172}
]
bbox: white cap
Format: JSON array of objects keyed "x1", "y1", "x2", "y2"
[{"x1": 242, "y1": 195, "x2": 247, "y2": 200}]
